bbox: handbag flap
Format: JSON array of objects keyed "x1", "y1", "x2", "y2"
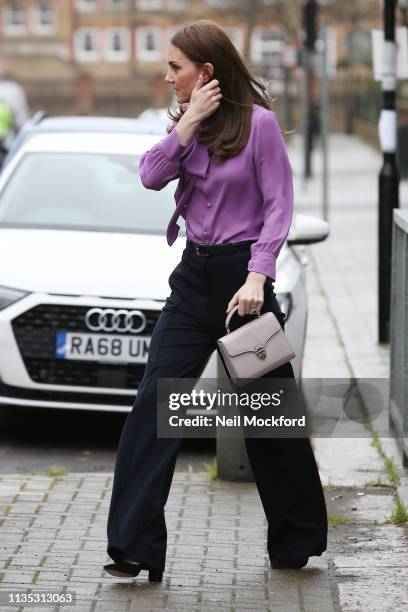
[{"x1": 219, "y1": 312, "x2": 283, "y2": 357}]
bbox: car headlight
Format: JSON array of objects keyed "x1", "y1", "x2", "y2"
[
  {"x1": 0, "y1": 285, "x2": 30, "y2": 311},
  {"x1": 275, "y1": 292, "x2": 293, "y2": 322}
]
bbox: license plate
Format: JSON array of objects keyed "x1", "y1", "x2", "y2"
[{"x1": 55, "y1": 331, "x2": 150, "y2": 364}]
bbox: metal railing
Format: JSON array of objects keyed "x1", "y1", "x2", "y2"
[{"x1": 389, "y1": 208, "x2": 408, "y2": 466}]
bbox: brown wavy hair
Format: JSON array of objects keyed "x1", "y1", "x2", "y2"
[{"x1": 166, "y1": 19, "x2": 276, "y2": 165}]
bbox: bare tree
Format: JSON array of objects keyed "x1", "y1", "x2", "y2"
[{"x1": 217, "y1": 0, "x2": 301, "y2": 58}]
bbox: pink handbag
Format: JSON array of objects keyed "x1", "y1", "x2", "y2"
[{"x1": 217, "y1": 305, "x2": 296, "y2": 386}]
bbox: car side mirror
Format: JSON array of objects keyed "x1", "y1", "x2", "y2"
[{"x1": 286, "y1": 214, "x2": 330, "y2": 246}]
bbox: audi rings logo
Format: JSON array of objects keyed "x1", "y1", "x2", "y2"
[{"x1": 85, "y1": 308, "x2": 147, "y2": 334}]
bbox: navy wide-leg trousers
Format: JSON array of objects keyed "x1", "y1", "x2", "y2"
[{"x1": 106, "y1": 241, "x2": 328, "y2": 571}]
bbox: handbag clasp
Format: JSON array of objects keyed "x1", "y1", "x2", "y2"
[{"x1": 254, "y1": 345, "x2": 266, "y2": 360}]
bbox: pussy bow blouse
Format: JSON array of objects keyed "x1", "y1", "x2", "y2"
[{"x1": 138, "y1": 103, "x2": 293, "y2": 282}]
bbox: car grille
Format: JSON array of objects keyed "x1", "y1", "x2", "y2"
[{"x1": 11, "y1": 304, "x2": 162, "y2": 389}]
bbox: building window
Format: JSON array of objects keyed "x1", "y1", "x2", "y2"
[
  {"x1": 74, "y1": 28, "x2": 100, "y2": 61},
  {"x1": 3, "y1": 2, "x2": 26, "y2": 35},
  {"x1": 350, "y1": 30, "x2": 371, "y2": 65},
  {"x1": 165, "y1": 25, "x2": 180, "y2": 45},
  {"x1": 105, "y1": 28, "x2": 130, "y2": 61},
  {"x1": 135, "y1": 0, "x2": 162, "y2": 10},
  {"x1": 206, "y1": 0, "x2": 235, "y2": 7},
  {"x1": 32, "y1": 2, "x2": 56, "y2": 35},
  {"x1": 167, "y1": 0, "x2": 186, "y2": 10},
  {"x1": 105, "y1": 0, "x2": 128, "y2": 9},
  {"x1": 136, "y1": 27, "x2": 162, "y2": 62},
  {"x1": 224, "y1": 26, "x2": 244, "y2": 54},
  {"x1": 75, "y1": 0, "x2": 97, "y2": 11},
  {"x1": 250, "y1": 28, "x2": 284, "y2": 78}
]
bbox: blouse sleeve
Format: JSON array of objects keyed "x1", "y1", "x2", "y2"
[
  {"x1": 247, "y1": 110, "x2": 294, "y2": 282},
  {"x1": 138, "y1": 124, "x2": 188, "y2": 191}
]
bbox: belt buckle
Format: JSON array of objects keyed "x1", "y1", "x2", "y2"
[{"x1": 195, "y1": 243, "x2": 209, "y2": 257}]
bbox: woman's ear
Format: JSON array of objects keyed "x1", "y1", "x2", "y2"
[{"x1": 202, "y1": 63, "x2": 214, "y2": 83}]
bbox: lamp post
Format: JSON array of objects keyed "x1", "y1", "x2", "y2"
[
  {"x1": 302, "y1": 0, "x2": 318, "y2": 180},
  {"x1": 378, "y1": 0, "x2": 400, "y2": 343}
]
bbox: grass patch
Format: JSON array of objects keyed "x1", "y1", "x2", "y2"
[
  {"x1": 203, "y1": 459, "x2": 217, "y2": 480},
  {"x1": 323, "y1": 483, "x2": 337, "y2": 491},
  {"x1": 45, "y1": 465, "x2": 69, "y2": 477},
  {"x1": 370, "y1": 435, "x2": 400, "y2": 486},
  {"x1": 388, "y1": 496, "x2": 408, "y2": 525},
  {"x1": 364, "y1": 476, "x2": 392, "y2": 487},
  {"x1": 384, "y1": 457, "x2": 400, "y2": 487},
  {"x1": 369, "y1": 434, "x2": 408, "y2": 527},
  {"x1": 328, "y1": 514, "x2": 350, "y2": 526},
  {"x1": 371, "y1": 434, "x2": 384, "y2": 456}
]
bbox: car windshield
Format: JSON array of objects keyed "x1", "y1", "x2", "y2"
[{"x1": 0, "y1": 151, "x2": 185, "y2": 235}]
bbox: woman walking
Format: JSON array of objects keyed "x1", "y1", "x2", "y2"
[{"x1": 104, "y1": 20, "x2": 327, "y2": 581}]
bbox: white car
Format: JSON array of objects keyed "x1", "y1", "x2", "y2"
[{"x1": 0, "y1": 116, "x2": 329, "y2": 413}]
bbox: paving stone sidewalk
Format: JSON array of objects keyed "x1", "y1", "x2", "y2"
[{"x1": 0, "y1": 472, "x2": 337, "y2": 612}]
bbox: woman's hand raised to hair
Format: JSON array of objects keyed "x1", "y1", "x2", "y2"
[{"x1": 185, "y1": 75, "x2": 222, "y2": 124}]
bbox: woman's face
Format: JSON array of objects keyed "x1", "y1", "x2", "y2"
[{"x1": 165, "y1": 43, "x2": 212, "y2": 105}]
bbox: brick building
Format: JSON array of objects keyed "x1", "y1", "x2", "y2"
[{"x1": 0, "y1": 0, "x2": 383, "y2": 128}]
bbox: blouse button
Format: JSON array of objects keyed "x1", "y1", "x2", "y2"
[{"x1": 207, "y1": 202, "x2": 212, "y2": 208}]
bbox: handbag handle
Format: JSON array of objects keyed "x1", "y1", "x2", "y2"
[{"x1": 225, "y1": 305, "x2": 260, "y2": 334}]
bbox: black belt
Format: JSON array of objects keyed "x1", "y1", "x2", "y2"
[{"x1": 186, "y1": 239, "x2": 256, "y2": 257}]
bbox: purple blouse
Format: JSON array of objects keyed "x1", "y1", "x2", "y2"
[{"x1": 138, "y1": 103, "x2": 293, "y2": 281}]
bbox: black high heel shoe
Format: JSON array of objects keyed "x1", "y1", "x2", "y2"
[{"x1": 103, "y1": 561, "x2": 163, "y2": 582}]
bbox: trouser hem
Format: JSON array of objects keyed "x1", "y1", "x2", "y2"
[{"x1": 106, "y1": 544, "x2": 165, "y2": 572}]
